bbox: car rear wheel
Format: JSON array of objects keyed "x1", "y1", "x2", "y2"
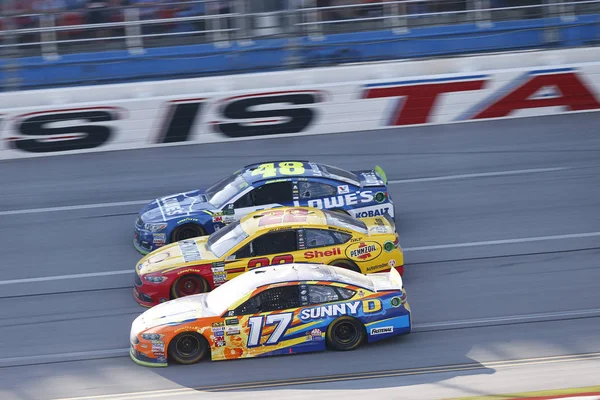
[
  {"x1": 326, "y1": 316, "x2": 365, "y2": 351},
  {"x1": 329, "y1": 259, "x2": 361, "y2": 273},
  {"x1": 171, "y1": 224, "x2": 205, "y2": 242},
  {"x1": 168, "y1": 332, "x2": 209, "y2": 364},
  {"x1": 171, "y1": 275, "x2": 209, "y2": 299}
]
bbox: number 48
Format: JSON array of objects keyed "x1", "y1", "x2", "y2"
[
  {"x1": 251, "y1": 162, "x2": 305, "y2": 178},
  {"x1": 247, "y1": 313, "x2": 293, "y2": 348}
]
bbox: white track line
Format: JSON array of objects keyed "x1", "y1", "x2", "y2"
[
  {"x1": 387, "y1": 167, "x2": 570, "y2": 184},
  {"x1": 1, "y1": 231, "x2": 598, "y2": 286},
  {"x1": 0, "y1": 167, "x2": 570, "y2": 217},
  {"x1": 0, "y1": 200, "x2": 150, "y2": 216}
]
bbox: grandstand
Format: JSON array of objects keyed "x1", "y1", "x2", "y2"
[{"x1": 1, "y1": 0, "x2": 599, "y2": 90}]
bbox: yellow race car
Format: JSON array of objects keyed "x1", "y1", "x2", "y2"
[{"x1": 133, "y1": 206, "x2": 404, "y2": 307}]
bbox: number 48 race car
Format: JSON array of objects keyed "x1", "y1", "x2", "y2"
[
  {"x1": 133, "y1": 160, "x2": 394, "y2": 254},
  {"x1": 129, "y1": 263, "x2": 411, "y2": 366}
]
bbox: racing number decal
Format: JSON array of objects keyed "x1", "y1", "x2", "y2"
[
  {"x1": 247, "y1": 313, "x2": 293, "y2": 348},
  {"x1": 251, "y1": 162, "x2": 305, "y2": 178},
  {"x1": 258, "y1": 208, "x2": 309, "y2": 227},
  {"x1": 248, "y1": 254, "x2": 294, "y2": 269}
]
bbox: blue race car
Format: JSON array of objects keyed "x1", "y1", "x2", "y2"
[{"x1": 133, "y1": 160, "x2": 395, "y2": 254}]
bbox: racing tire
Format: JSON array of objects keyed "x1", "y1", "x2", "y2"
[
  {"x1": 326, "y1": 316, "x2": 366, "y2": 351},
  {"x1": 171, "y1": 275, "x2": 210, "y2": 299},
  {"x1": 329, "y1": 259, "x2": 361, "y2": 273},
  {"x1": 171, "y1": 224, "x2": 205, "y2": 242},
  {"x1": 168, "y1": 332, "x2": 209, "y2": 365}
]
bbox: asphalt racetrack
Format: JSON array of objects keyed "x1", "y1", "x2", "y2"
[{"x1": 1, "y1": 113, "x2": 600, "y2": 400}]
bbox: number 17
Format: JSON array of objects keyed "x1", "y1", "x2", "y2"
[{"x1": 247, "y1": 313, "x2": 293, "y2": 348}]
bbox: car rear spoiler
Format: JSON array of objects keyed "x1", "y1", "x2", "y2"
[
  {"x1": 374, "y1": 165, "x2": 388, "y2": 185},
  {"x1": 389, "y1": 266, "x2": 403, "y2": 290}
]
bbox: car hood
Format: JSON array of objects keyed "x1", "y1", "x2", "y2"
[
  {"x1": 136, "y1": 236, "x2": 217, "y2": 274},
  {"x1": 132, "y1": 294, "x2": 217, "y2": 332},
  {"x1": 140, "y1": 190, "x2": 214, "y2": 223}
]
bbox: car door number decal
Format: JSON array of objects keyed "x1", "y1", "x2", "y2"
[
  {"x1": 248, "y1": 254, "x2": 294, "y2": 269},
  {"x1": 247, "y1": 313, "x2": 293, "y2": 348}
]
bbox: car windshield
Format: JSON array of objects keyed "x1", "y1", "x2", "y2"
[
  {"x1": 206, "y1": 222, "x2": 249, "y2": 258},
  {"x1": 324, "y1": 210, "x2": 368, "y2": 234},
  {"x1": 206, "y1": 271, "x2": 259, "y2": 314},
  {"x1": 205, "y1": 172, "x2": 250, "y2": 208}
]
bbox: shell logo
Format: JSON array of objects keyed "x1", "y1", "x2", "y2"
[{"x1": 345, "y1": 241, "x2": 382, "y2": 261}]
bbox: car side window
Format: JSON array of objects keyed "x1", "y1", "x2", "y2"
[
  {"x1": 304, "y1": 229, "x2": 351, "y2": 248},
  {"x1": 233, "y1": 191, "x2": 253, "y2": 208},
  {"x1": 308, "y1": 285, "x2": 340, "y2": 305},
  {"x1": 252, "y1": 181, "x2": 293, "y2": 206},
  {"x1": 252, "y1": 230, "x2": 297, "y2": 256},
  {"x1": 298, "y1": 181, "x2": 338, "y2": 200},
  {"x1": 233, "y1": 285, "x2": 301, "y2": 315},
  {"x1": 233, "y1": 243, "x2": 252, "y2": 259}
]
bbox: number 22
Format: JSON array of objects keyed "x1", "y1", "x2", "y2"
[{"x1": 247, "y1": 313, "x2": 293, "y2": 348}]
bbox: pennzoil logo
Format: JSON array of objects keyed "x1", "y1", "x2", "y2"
[{"x1": 346, "y1": 241, "x2": 381, "y2": 261}]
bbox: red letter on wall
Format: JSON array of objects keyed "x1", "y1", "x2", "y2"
[
  {"x1": 473, "y1": 71, "x2": 600, "y2": 119},
  {"x1": 363, "y1": 78, "x2": 486, "y2": 126}
]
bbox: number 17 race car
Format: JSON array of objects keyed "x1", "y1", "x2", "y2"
[
  {"x1": 129, "y1": 263, "x2": 411, "y2": 366},
  {"x1": 133, "y1": 160, "x2": 394, "y2": 254}
]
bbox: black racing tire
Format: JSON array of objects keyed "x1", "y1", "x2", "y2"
[
  {"x1": 326, "y1": 316, "x2": 366, "y2": 351},
  {"x1": 171, "y1": 274, "x2": 210, "y2": 299},
  {"x1": 168, "y1": 332, "x2": 209, "y2": 365},
  {"x1": 171, "y1": 224, "x2": 205, "y2": 242},
  {"x1": 329, "y1": 259, "x2": 361, "y2": 273}
]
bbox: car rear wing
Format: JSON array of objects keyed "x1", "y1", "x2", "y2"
[
  {"x1": 374, "y1": 165, "x2": 388, "y2": 185},
  {"x1": 389, "y1": 265, "x2": 403, "y2": 290}
]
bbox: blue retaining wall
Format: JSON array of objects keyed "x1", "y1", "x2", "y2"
[{"x1": 1, "y1": 14, "x2": 599, "y2": 91}]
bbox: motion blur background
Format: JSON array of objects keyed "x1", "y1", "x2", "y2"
[{"x1": 1, "y1": 0, "x2": 599, "y2": 90}]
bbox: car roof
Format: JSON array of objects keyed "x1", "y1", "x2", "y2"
[
  {"x1": 240, "y1": 207, "x2": 330, "y2": 233},
  {"x1": 240, "y1": 160, "x2": 361, "y2": 186},
  {"x1": 248, "y1": 263, "x2": 376, "y2": 291}
]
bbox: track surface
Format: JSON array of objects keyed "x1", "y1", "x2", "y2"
[{"x1": 1, "y1": 113, "x2": 600, "y2": 399}]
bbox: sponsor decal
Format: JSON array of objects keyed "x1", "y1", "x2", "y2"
[
  {"x1": 304, "y1": 247, "x2": 341, "y2": 259},
  {"x1": 299, "y1": 299, "x2": 382, "y2": 320},
  {"x1": 212, "y1": 215, "x2": 223, "y2": 223},
  {"x1": 151, "y1": 340, "x2": 165, "y2": 352},
  {"x1": 212, "y1": 322, "x2": 224, "y2": 328},
  {"x1": 366, "y1": 263, "x2": 387, "y2": 272},
  {"x1": 374, "y1": 192, "x2": 387, "y2": 203},
  {"x1": 346, "y1": 241, "x2": 382, "y2": 261},
  {"x1": 177, "y1": 217, "x2": 199, "y2": 225},
  {"x1": 384, "y1": 241, "x2": 395, "y2": 252},
  {"x1": 161, "y1": 197, "x2": 184, "y2": 216},
  {"x1": 213, "y1": 272, "x2": 227, "y2": 283},
  {"x1": 370, "y1": 326, "x2": 393, "y2": 335},
  {"x1": 176, "y1": 268, "x2": 202, "y2": 275},
  {"x1": 390, "y1": 296, "x2": 402, "y2": 308},
  {"x1": 354, "y1": 207, "x2": 390, "y2": 218},
  {"x1": 153, "y1": 233, "x2": 166, "y2": 244},
  {"x1": 388, "y1": 259, "x2": 396, "y2": 268},
  {"x1": 225, "y1": 318, "x2": 239, "y2": 326},
  {"x1": 226, "y1": 326, "x2": 240, "y2": 335},
  {"x1": 337, "y1": 185, "x2": 349, "y2": 194},
  {"x1": 178, "y1": 240, "x2": 202, "y2": 262},
  {"x1": 307, "y1": 190, "x2": 375, "y2": 209},
  {"x1": 214, "y1": 337, "x2": 226, "y2": 347},
  {"x1": 305, "y1": 328, "x2": 323, "y2": 341}
]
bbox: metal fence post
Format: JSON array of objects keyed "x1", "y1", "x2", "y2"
[
  {"x1": 1, "y1": 0, "x2": 21, "y2": 91},
  {"x1": 40, "y1": 13, "x2": 59, "y2": 60},
  {"x1": 125, "y1": 7, "x2": 145, "y2": 54},
  {"x1": 387, "y1": 0, "x2": 407, "y2": 34}
]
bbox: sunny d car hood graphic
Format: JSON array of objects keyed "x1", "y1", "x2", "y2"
[
  {"x1": 133, "y1": 294, "x2": 216, "y2": 331},
  {"x1": 141, "y1": 190, "x2": 214, "y2": 223},
  {"x1": 137, "y1": 237, "x2": 217, "y2": 274}
]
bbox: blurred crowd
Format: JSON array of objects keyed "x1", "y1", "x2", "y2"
[{"x1": 0, "y1": 0, "x2": 548, "y2": 37}]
